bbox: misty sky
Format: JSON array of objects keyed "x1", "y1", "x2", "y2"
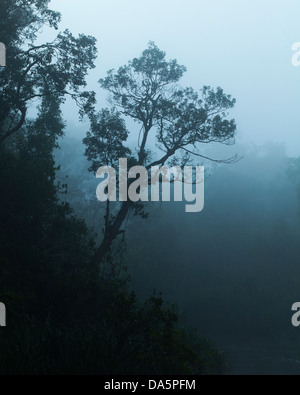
[{"x1": 48, "y1": 0, "x2": 300, "y2": 157}]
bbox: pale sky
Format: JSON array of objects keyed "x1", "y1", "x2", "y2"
[{"x1": 49, "y1": 0, "x2": 300, "y2": 156}]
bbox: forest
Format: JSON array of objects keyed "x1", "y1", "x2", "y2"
[{"x1": 0, "y1": 0, "x2": 300, "y2": 375}]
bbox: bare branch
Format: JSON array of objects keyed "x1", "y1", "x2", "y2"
[{"x1": 182, "y1": 147, "x2": 241, "y2": 164}]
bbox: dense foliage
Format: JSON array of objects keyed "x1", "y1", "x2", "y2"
[{"x1": 0, "y1": 0, "x2": 223, "y2": 375}]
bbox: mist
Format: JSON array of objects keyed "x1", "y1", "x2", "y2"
[
  {"x1": 1, "y1": 0, "x2": 300, "y2": 376},
  {"x1": 49, "y1": 0, "x2": 300, "y2": 156}
]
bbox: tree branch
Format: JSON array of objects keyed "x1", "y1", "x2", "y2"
[
  {"x1": 182, "y1": 147, "x2": 241, "y2": 164},
  {"x1": 0, "y1": 106, "x2": 26, "y2": 144}
]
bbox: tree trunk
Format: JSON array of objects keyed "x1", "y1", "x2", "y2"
[{"x1": 94, "y1": 201, "x2": 131, "y2": 265}]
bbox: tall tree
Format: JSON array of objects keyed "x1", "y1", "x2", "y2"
[
  {"x1": 84, "y1": 42, "x2": 238, "y2": 267},
  {"x1": 0, "y1": 0, "x2": 97, "y2": 145},
  {"x1": 0, "y1": 0, "x2": 98, "y2": 317}
]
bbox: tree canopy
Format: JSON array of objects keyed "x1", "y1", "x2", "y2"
[
  {"x1": 0, "y1": 0, "x2": 97, "y2": 145},
  {"x1": 85, "y1": 42, "x2": 237, "y2": 171}
]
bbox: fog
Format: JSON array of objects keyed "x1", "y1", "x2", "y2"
[
  {"x1": 56, "y1": 138, "x2": 300, "y2": 374},
  {"x1": 52, "y1": 0, "x2": 300, "y2": 374},
  {"x1": 49, "y1": 0, "x2": 300, "y2": 156},
  {"x1": 1, "y1": 0, "x2": 300, "y2": 376},
  {"x1": 51, "y1": 0, "x2": 300, "y2": 373}
]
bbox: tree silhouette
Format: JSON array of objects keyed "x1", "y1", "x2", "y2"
[
  {"x1": 0, "y1": 0, "x2": 97, "y2": 145},
  {"x1": 84, "y1": 42, "x2": 238, "y2": 267}
]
